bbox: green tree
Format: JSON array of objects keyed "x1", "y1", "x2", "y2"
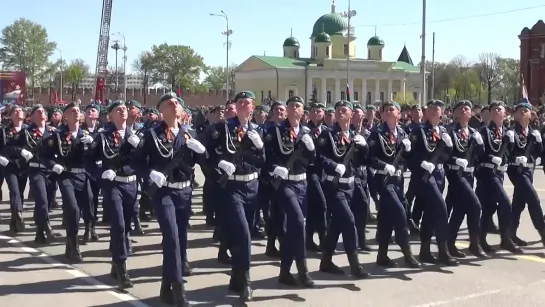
[
  {"x1": 476, "y1": 52, "x2": 501, "y2": 105},
  {"x1": 496, "y1": 57, "x2": 520, "y2": 104},
  {"x1": 204, "y1": 66, "x2": 227, "y2": 91},
  {"x1": 64, "y1": 59, "x2": 89, "y2": 100},
  {"x1": 132, "y1": 51, "x2": 153, "y2": 103},
  {"x1": 147, "y1": 43, "x2": 206, "y2": 91},
  {"x1": 0, "y1": 18, "x2": 57, "y2": 97}
]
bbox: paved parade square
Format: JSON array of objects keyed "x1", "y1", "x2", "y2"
[{"x1": 2, "y1": 168, "x2": 545, "y2": 307}]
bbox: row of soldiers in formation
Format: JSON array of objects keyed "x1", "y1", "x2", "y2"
[{"x1": 1, "y1": 92, "x2": 543, "y2": 307}]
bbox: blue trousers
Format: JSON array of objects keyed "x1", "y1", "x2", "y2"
[
  {"x1": 278, "y1": 180, "x2": 307, "y2": 268},
  {"x1": 415, "y1": 169, "x2": 448, "y2": 243},
  {"x1": 446, "y1": 170, "x2": 481, "y2": 241},
  {"x1": 57, "y1": 172, "x2": 93, "y2": 237},
  {"x1": 4, "y1": 166, "x2": 27, "y2": 214},
  {"x1": 103, "y1": 180, "x2": 138, "y2": 262},
  {"x1": 322, "y1": 181, "x2": 357, "y2": 254},
  {"x1": 507, "y1": 166, "x2": 545, "y2": 231},
  {"x1": 476, "y1": 169, "x2": 512, "y2": 234},
  {"x1": 153, "y1": 186, "x2": 192, "y2": 283},
  {"x1": 375, "y1": 174, "x2": 409, "y2": 247},
  {"x1": 29, "y1": 168, "x2": 53, "y2": 227}
]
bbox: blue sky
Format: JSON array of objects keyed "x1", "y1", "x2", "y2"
[{"x1": 2, "y1": 0, "x2": 544, "y2": 73}]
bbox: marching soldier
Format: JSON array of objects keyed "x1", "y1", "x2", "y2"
[
  {"x1": 264, "y1": 96, "x2": 315, "y2": 287},
  {"x1": 315, "y1": 100, "x2": 369, "y2": 279},
  {"x1": 367, "y1": 101, "x2": 420, "y2": 267},
  {"x1": 88, "y1": 101, "x2": 144, "y2": 290},
  {"x1": 304, "y1": 102, "x2": 328, "y2": 251},
  {"x1": 444, "y1": 100, "x2": 488, "y2": 258},
  {"x1": 507, "y1": 102, "x2": 545, "y2": 246},
  {"x1": 82, "y1": 104, "x2": 103, "y2": 226},
  {"x1": 0, "y1": 104, "x2": 30, "y2": 234},
  {"x1": 476, "y1": 101, "x2": 521, "y2": 254},
  {"x1": 363, "y1": 105, "x2": 380, "y2": 215},
  {"x1": 143, "y1": 93, "x2": 206, "y2": 306},
  {"x1": 404, "y1": 105, "x2": 424, "y2": 234},
  {"x1": 205, "y1": 91, "x2": 265, "y2": 301},
  {"x1": 43, "y1": 103, "x2": 95, "y2": 262},
  {"x1": 408, "y1": 100, "x2": 457, "y2": 266},
  {"x1": 23, "y1": 105, "x2": 59, "y2": 244}
]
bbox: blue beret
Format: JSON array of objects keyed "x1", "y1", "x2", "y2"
[
  {"x1": 63, "y1": 102, "x2": 77, "y2": 113},
  {"x1": 382, "y1": 101, "x2": 401, "y2": 111},
  {"x1": 30, "y1": 104, "x2": 45, "y2": 115},
  {"x1": 234, "y1": 91, "x2": 255, "y2": 101},
  {"x1": 454, "y1": 100, "x2": 473, "y2": 110},
  {"x1": 334, "y1": 100, "x2": 353, "y2": 110},
  {"x1": 157, "y1": 92, "x2": 178, "y2": 108},
  {"x1": 107, "y1": 100, "x2": 125, "y2": 113},
  {"x1": 286, "y1": 96, "x2": 304, "y2": 105},
  {"x1": 515, "y1": 102, "x2": 532, "y2": 111},
  {"x1": 426, "y1": 99, "x2": 445, "y2": 108}
]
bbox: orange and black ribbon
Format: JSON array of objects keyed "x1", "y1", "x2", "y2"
[
  {"x1": 165, "y1": 126, "x2": 174, "y2": 142},
  {"x1": 113, "y1": 131, "x2": 121, "y2": 145},
  {"x1": 314, "y1": 128, "x2": 320, "y2": 137},
  {"x1": 460, "y1": 130, "x2": 467, "y2": 141},
  {"x1": 521, "y1": 129, "x2": 527, "y2": 137},
  {"x1": 34, "y1": 128, "x2": 42, "y2": 138},
  {"x1": 495, "y1": 127, "x2": 502, "y2": 139},
  {"x1": 236, "y1": 126, "x2": 244, "y2": 142},
  {"x1": 289, "y1": 127, "x2": 297, "y2": 141},
  {"x1": 340, "y1": 132, "x2": 349, "y2": 145},
  {"x1": 389, "y1": 134, "x2": 396, "y2": 145},
  {"x1": 65, "y1": 130, "x2": 72, "y2": 144},
  {"x1": 432, "y1": 130, "x2": 440, "y2": 142}
]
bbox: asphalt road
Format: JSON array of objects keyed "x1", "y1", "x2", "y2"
[{"x1": 2, "y1": 169, "x2": 545, "y2": 307}]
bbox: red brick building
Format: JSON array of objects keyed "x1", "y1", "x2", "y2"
[{"x1": 520, "y1": 20, "x2": 545, "y2": 105}]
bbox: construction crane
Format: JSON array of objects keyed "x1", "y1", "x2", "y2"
[{"x1": 94, "y1": 0, "x2": 113, "y2": 103}]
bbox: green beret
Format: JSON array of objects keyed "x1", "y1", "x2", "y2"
[
  {"x1": 85, "y1": 104, "x2": 100, "y2": 112},
  {"x1": 353, "y1": 104, "x2": 363, "y2": 111},
  {"x1": 8, "y1": 104, "x2": 22, "y2": 115},
  {"x1": 63, "y1": 102, "x2": 77, "y2": 113},
  {"x1": 52, "y1": 108, "x2": 62, "y2": 114},
  {"x1": 286, "y1": 96, "x2": 304, "y2": 106},
  {"x1": 334, "y1": 100, "x2": 353, "y2": 110},
  {"x1": 515, "y1": 102, "x2": 532, "y2": 111},
  {"x1": 426, "y1": 99, "x2": 446, "y2": 108},
  {"x1": 454, "y1": 100, "x2": 473, "y2": 110},
  {"x1": 271, "y1": 100, "x2": 286, "y2": 108},
  {"x1": 144, "y1": 107, "x2": 160, "y2": 116},
  {"x1": 126, "y1": 100, "x2": 142, "y2": 109},
  {"x1": 254, "y1": 105, "x2": 269, "y2": 113},
  {"x1": 234, "y1": 91, "x2": 255, "y2": 101},
  {"x1": 325, "y1": 107, "x2": 335, "y2": 113},
  {"x1": 366, "y1": 105, "x2": 377, "y2": 111},
  {"x1": 310, "y1": 102, "x2": 326, "y2": 110},
  {"x1": 30, "y1": 104, "x2": 45, "y2": 115},
  {"x1": 107, "y1": 100, "x2": 125, "y2": 113},
  {"x1": 225, "y1": 99, "x2": 235, "y2": 106},
  {"x1": 157, "y1": 92, "x2": 178, "y2": 108},
  {"x1": 176, "y1": 97, "x2": 186, "y2": 107},
  {"x1": 411, "y1": 104, "x2": 422, "y2": 111},
  {"x1": 382, "y1": 101, "x2": 401, "y2": 111},
  {"x1": 489, "y1": 101, "x2": 505, "y2": 110}
]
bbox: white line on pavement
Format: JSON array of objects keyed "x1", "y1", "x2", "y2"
[{"x1": 0, "y1": 234, "x2": 151, "y2": 307}]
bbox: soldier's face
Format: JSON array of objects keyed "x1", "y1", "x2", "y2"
[
  {"x1": 287, "y1": 102, "x2": 304, "y2": 119},
  {"x1": 31, "y1": 108, "x2": 47, "y2": 123},
  {"x1": 159, "y1": 98, "x2": 178, "y2": 117},
  {"x1": 128, "y1": 106, "x2": 140, "y2": 118},
  {"x1": 309, "y1": 107, "x2": 324, "y2": 122},
  {"x1": 456, "y1": 105, "x2": 471, "y2": 121},
  {"x1": 146, "y1": 113, "x2": 158, "y2": 121},
  {"x1": 86, "y1": 108, "x2": 99, "y2": 120},
  {"x1": 111, "y1": 105, "x2": 128, "y2": 122},
  {"x1": 64, "y1": 107, "x2": 81, "y2": 124},
  {"x1": 352, "y1": 109, "x2": 364, "y2": 124},
  {"x1": 225, "y1": 104, "x2": 236, "y2": 119},
  {"x1": 236, "y1": 98, "x2": 254, "y2": 116},
  {"x1": 335, "y1": 106, "x2": 352, "y2": 123},
  {"x1": 273, "y1": 105, "x2": 287, "y2": 120},
  {"x1": 427, "y1": 106, "x2": 442, "y2": 122},
  {"x1": 10, "y1": 107, "x2": 24, "y2": 121},
  {"x1": 382, "y1": 105, "x2": 399, "y2": 122},
  {"x1": 516, "y1": 108, "x2": 531, "y2": 125},
  {"x1": 52, "y1": 112, "x2": 62, "y2": 122},
  {"x1": 366, "y1": 110, "x2": 375, "y2": 119},
  {"x1": 490, "y1": 106, "x2": 505, "y2": 124},
  {"x1": 410, "y1": 109, "x2": 422, "y2": 120}
]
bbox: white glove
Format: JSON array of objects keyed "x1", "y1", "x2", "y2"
[
  {"x1": 506, "y1": 130, "x2": 515, "y2": 142},
  {"x1": 353, "y1": 135, "x2": 367, "y2": 146},
  {"x1": 101, "y1": 169, "x2": 116, "y2": 181},
  {"x1": 301, "y1": 134, "x2": 315, "y2": 151},
  {"x1": 441, "y1": 133, "x2": 453, "y2": 147},
  {"x1": 218, "y1": 160, "x2": 236, "y2": 176},
  {"x1": 402, "y1": 138, "x2": 411, "y2": 152},
  {"x1": 127, "y1": 134, "x2": 140, "y2": 148},
  {"x1": 455, "y1": 158, "x2": 469, "y2": 169},
  {"x1": 272, "y1": 166, "x2": 289, "y2": 179},
  {"x1": 149, "y1": 170, "x2": 167, "y2": 187},
  {"x1": 472, "y1": 131, "x2": 484, "y2": 145},
  {"x1": 531, "y1": 130, "x2": 542, "y2": 143},
  {"x1": 246, "y1": 130, "x2": 264, "y2": 149},
  {"x1": 80, "y1": 135, "x2": 94, "y2": 144},
  {"x1": 334, "y1": 164, "x2": 346, "y2": 176},
  {"x1": 0, "y1": 155, "x2": 8, "y2": 166},
  {"x1": 52, "y1": 164, "x2": 64, "y2": 174},
  {"x1": 420, "y1": 161, "x2": 435, "y2": 174},
  {"x1": 186, "y1": 138, "x2": 206, "y2": 154},
  {"x1": 20, "y1": 149, "x2": 33, "y2": 161},
  {"x1": 515, "y1": 156, "x2": 528, "y2": 165},
  {"x1": 383, "y1": 164, "x2": 396, "y2": 176},
  {"x1": 491, "y1": 156, "x2": 502, "y2": 166}
]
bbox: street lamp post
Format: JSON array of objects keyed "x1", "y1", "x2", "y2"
[
  {"x1": 56, "y1": 48, "x2": 63, "y2": 101},
  {"x1": 341, "y1": 1, "x2": 356, "y2": 101},
  {"x1": 420, "y1": 0, "x2": 427, "y2": 106},
  {"x1": 210, "y1": 11, "x2": 233, "y2": 99},
  {"x1": 111, "y1": 40, "x2": 121, "y2": 95},
  {"x1": 113, "y1": 32, "x2": 128, "y2": 100}
]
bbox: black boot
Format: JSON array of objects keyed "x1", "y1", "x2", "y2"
[
  {"x1": 159, "y1": 279, "x2": 174, "y2": 305},
  {"x1": 83, "y1": 222, "x2": 98, "y2": 244},
  {"x1": 358, "y1": 230, "x2": 372, "y2": 252},
  {"x1": 65, "y1": 236, "x2": 83, "y2": 262},
  {"x1": 437, "y1": 241, "x2": 459, "y2": 266},
  {"x1": 182, "y1": 260, "x2": 192, "y2": 277},
  {"x1": 115, "y1": 261, "x2": 134, "y2": 290},
  {"x1": 34, "y1": 228, "x2": 48, "y2": 245},
  {"x1": 401, "y1": 244, "x2": 421, "y2": 268},
  {"x1": 447, "y1": 240, "x2": 466, "y2": 258},
  {"x1": 132, "y1": 215, "x2": 145, "y2": 236},
  {"x1": 500, "y1": 231, "x2": 523, "y2": 254},
  {"x1": 278, "y1": 265, "x2": 298, "y2": 286},
  {"x1": 511, "y1": 228, "x2": 528, "y2": 246},
  {"x1": 418, "y1": 240, "x2": 437, "y2": 264},
  {"x1": 217, "y1": 244, "x2": 231, "y2": 264},
  {"x1": 44, "y1": 222, "x2": 59, "y2": 242},
  {"x1": 305, "y1": 231, "x2": 321, "y2": 252},
  {"x1": 347, "y1": 252, "x2": 369, "y2": 279},
  {"x1": 376, "y1": 244, "x2": 397, "y2": 268},
  {"x1": 480, "y1": 232, "x2": 496, "y2": 253},
  {"x1": 319, "y1": 251, "x2": 344, "y2": 274},
  {"x1": 468, "y1": 232, "x2": 488, "y2": 258},
  {"x1": 10, "y1": 211, "x2": 25, "y2": 233},
  {"x1": 239, "y1": 270, "x2": 253, "y2": 302},
  {"x1": 265, "y1": 238, "x2": 281, "y2": 258},
  {"x1": 296, "y1": 260, "x2": 314, "y2": 287},
  {"x1": 228, "y1": 268, "x2": 241, "y2": 293},
  {"x1": 171, "y1": 281, "x2": 191, "y2": 307},
  {"x1": 539, "y1": 228, "x2": 545, "y2": 247}
]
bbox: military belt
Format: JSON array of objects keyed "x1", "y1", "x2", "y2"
[
  {"x1": 29, "y1": 162, "x2": 47, "y2": 169},
  {"x1": 165, "y1": 180, "x2": 191, "y2": 189},
  {"x1": 325, "y1": 175, "x2": 354, "y2": 184},
  {"x1": 228, "y1": 172, "x2": 258, "y2": 182},
  {"x1": 480, "y1": 163, "x2": 508, "y2": 172},
  {"x1": 114, "y1": 175, "x2": 137, "y2": 183},
  {"x1": 376, "y1": 169, "x2": 402, "y2": 176},
  {"x1": 446, "y1": 165, "x2": 475, "y2": 172},
  {"x1": 509, "y1": 162, "x2": 534, "y2": 168},
  {"x1": 287, "y1": 173, "x2": 306, "y2": 181},
  {"x1": 67, "y1": 168, "x2": 85, "y2": 174}
]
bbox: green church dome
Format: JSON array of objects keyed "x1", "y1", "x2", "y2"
[
  {"x1": 315, "y1": 31, "x2": 331, "y2": 43},
  {"x1": 311, "y1": 13, "x2": 348, "y2": 37},
  {"x1": 367, "y1": 36, "x2": 385, "y2": 46},
  {"x1": 283, "y1": 37, "x2": 300, "y2": 47}
]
